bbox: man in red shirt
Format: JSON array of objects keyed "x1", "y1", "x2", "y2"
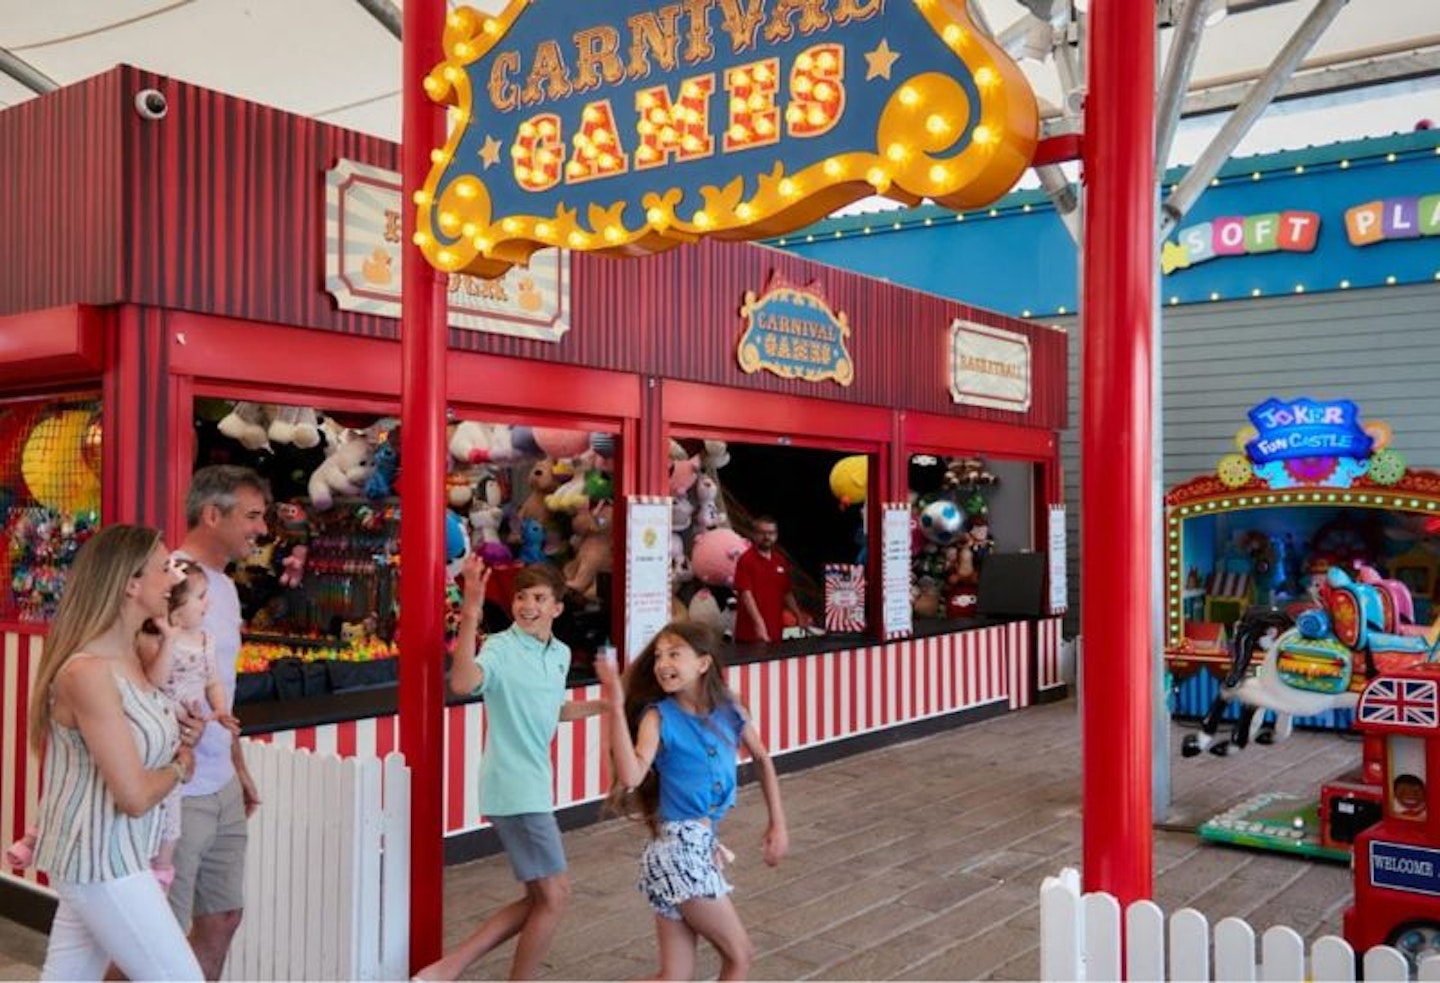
[{"x1": 734, "y1": 516, "x2": 812, "y2": 643}]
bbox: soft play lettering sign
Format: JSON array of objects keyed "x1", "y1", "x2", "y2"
[
  {"x1": 1161, "y1": 210, "x2": 1319, "y2": 274},
  {"x1": 416, "y1": 0, "x2": 1038, "y2": 278},
  {"x1": 1370, "y1": 840, "x2": 1440, "y2": 897},
  {"x1": 737, "y1": 273, "x2": 853, "y2": 384},
  {"x1": 1244, "y1": 398, "x2": 1372, "y2": 465},
  {"x1": 1345, "y1": 193, "x2": 1440, "y2": 245}
]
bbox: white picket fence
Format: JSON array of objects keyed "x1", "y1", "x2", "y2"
[
  {"x1": 224, "y1": 742, "x2": 410, "y2": 981},
  {"x1": 1040, "y1": 867, "x2": 1440, "y2": 981}
]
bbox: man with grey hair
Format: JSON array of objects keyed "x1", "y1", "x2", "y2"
[{"x1": 171, "y1": 464, "x2": 269, "y2": 980}]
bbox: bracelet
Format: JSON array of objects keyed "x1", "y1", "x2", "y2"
[{"x1": 169, "y1": 760, "x2": 188, "y2": 785}]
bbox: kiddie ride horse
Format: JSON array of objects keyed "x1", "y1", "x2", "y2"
[{"x1": 1182, "y1": 565, "x2": 1440, "y2": 758}]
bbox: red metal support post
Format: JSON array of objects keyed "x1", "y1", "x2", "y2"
[
  {"x1": 400, "y1": 0, "x2": 449, "y2": 968},
  {"x1": 1080, "y1": 0, "x2": 1156, "y2": 904}
]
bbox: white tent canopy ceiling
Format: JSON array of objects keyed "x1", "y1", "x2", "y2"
[{"x1": 1, "y1": 0, "x2": 1438, "y2": 220}]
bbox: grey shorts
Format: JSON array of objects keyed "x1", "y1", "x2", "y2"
[
  {"x1": 639, "y1": 820, "x2": 733, "y2": 921},
  {"x1": 169, "y1": 775, "x2": 247, "y2": 929},
  {"x1": 492, "y1": 813, "x2": 567, "y2": 883}
]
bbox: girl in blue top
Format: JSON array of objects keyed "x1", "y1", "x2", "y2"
[{"x1": 597, "y1": 621, "x2": 788, "y2": 981}]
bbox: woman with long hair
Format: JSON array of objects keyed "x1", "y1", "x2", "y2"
[
  {"x1": 28, "y1": 524, "x2": 203, "y2": 981},
  {"x1": 597, "y1": 621, "x2": 788, "y2": 980}
]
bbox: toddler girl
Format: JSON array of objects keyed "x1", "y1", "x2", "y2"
[
  {"x1": 596, "y1": 622, "x2": 787, "y2": 980},
  {"x1": 139, "y1": 560, "x2": 227, "y2": 887}
]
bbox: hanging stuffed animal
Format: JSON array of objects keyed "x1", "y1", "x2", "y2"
[
  {"x1": 308, "y1": 429, "x2": 377, "y2": 511},
  {"x1": 695, "y1": 474, "x2": 730, "y2": 530},
  {"x1": 564, "y1": 500, "x2": 614, "y2": 597},
  {"x1": 217, "y1": 401, "x2": 272, "y2": 451}
]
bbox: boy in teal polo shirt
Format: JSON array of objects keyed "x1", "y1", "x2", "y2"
[{"x1": 417, "y1": 556, "x2": 606, "y2": 982}]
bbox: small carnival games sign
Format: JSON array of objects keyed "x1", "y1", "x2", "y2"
[
  {"x1": 416, "y1": 1, "x2": 1038, "y2": 278},
  {"x1": 949, "y1": 319, "x2": 1030, "y2": 411},
  {"x1": 738, "y1": 273, "x2": 853, "y2": 384}
]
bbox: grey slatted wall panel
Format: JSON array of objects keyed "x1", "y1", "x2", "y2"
[{"x1": 1059, "y1": 281, "x2": 1440, "y2": 632}]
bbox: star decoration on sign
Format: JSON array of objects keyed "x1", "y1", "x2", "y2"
[
  {"x1": 479, "y1": 135, "x2": 502, "y2": 169},
  {"x1": 864, "y1": 39, "x2": 900, "y2": 80},
  {"x1": 1160, "y1": 239, "x2": 1191, "y2": 275}
]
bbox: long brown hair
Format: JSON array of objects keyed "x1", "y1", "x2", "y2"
[
  {"x1": 604, "y1": 621, "x2": 736, "y2": 834},
  {"x1": 28, "y1": 525, "x2": 163, "y2": 754}
]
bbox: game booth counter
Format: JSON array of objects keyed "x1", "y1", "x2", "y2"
[{"x1": 0, "y1": 64, "x2": 1067, "y2": 904}]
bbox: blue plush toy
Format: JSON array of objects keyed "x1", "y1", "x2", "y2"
[
  {"x1": 517, "y1": 518, "x2": 547, "y2": 564},
  {"x1": 365, "y1": 441, "x2": 399, "y2": 499}
]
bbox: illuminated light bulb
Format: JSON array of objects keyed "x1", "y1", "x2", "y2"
[
  {"x1": 474, "y1": 236, "x2": 491, "y2": 251},
  {"x1": 806, "y1": 106, "x2": 827, "y2": 126},
  {"x1": 599, "y1": 153, "x2": 617, "y2": 168},
  {"x1": 502, "y1": 218, "x2": 519, "y2": 232},
  {"x1": 516, "y1": 165, "x2": 532, "y2": 180},
  {"x1": 536, "y1": 222, "x2": 552, "y2": 238},
  {"x1": 823, "y1": 158, "x2": 842, "y2": 176},
  {"x1": 866, "y1": 166, "x2": 888, "y2": 187},
  {"x1": 786, "y1": 106, "x2": 804, "y2": 124},
  {"x1": 693, "y1": 210, "x2": 713, "y2": 228},
  {"x1": 797, "y1": 53, "x2": 814, "y2": 71},
  {"x1": 988, "y1": 208, "x2": 998, "y2": 216},
  {"x1": 436, "y1": 249, "x2": 455, "y2": 266},
  {"x1": 430, "y1": 148, "x2": 447, "y2": 163},
  {"x1": 638, "y1": 120, "x2": 655, "y2": 137},
  {"x1": 446, "y1": 12, "x2": 463, "y2": 28},
  {"x1": 1294, "y1": 284, "x2": 1304, "y2": 293},
  {"x1": 733, "y1": 71, "x2": 752, "y2": 88},
  {"x1": 647, "y1": 207, "x2": 665, "y2": 224},
  {"x1": 1340, "y1": 159, "x2": 1350, "y2": 169},
  {"x1": 1209, "y1": 291, "x2": 1220, "y2": 301},
  {"x1": 1169, "y1": 296, "x2": 1179, "y2": 305},
  {"x1": 943, "y1": 24, "x2": 964, "y2": 45},
  {"x1": 581, "y1": 146, "x2": 598, "y2": 161},
  {"x1": 736, "y1": 203, "x2": 753, "y2": 220},
  {"x1": 683, "y1": 82, "x2": 702, "y2": 99},
  {"x1": 649, "y1": 107, "x2": 668, "y2": 125},
  {"x1": 568, "y1": 232, "x2": 588, "y2": 247},
  {"x1": 637, "y1": 146, "x2": 657, "y2": 162},
  {"x1": 1251, "y1": 172, "x2": 1261, "y2": 181},
  {"x1": 660, "y1": 126, "x2": 677, "y2": 143},
  {"x1": 583, "y1": 106, "x2": 601, "y2": 123},
  {"x1": 682, "y1": 136, "x2": 701, "y2": 152},
  {"x1": 755, "y1": 118, "x2": 774, "y2": 135},
  {"x1": 754, "y1": 64, "x2": 772, "y2": 82},
  {"x1": 509, "y1": 144, "x2": 526, "y2": 159},
  {"x1": 886, "y1": 143, "x2": 908, "y2": 162},
  {"x1": 423, "y1": 76, "x2": 443, "y2": 98},
  {"x1": 818, "y1": 51, "x2": 838, "y2": 71},
  {"x1": 1251, "y1": 287, "x2": 1262, "y2": 297},
  {"x1": 1210, "y1": 177, "x2": 1220, "y2": 187},
  {"x1": 926, "y1": 114, "x2": 949, "y2": 135},
  {"x1": 538, "y1": 120, "x2": 557, "y2": 137},
  {"x1": 1387, "y1": 152, "x2": 1397, "y2": 162},
  {"x1": 594, "y1": 129, "x2": 613, "y2": 147},
  {"x1": 730, "y1": 97, "x2": 747, "y2": 114},
  {"x1": 604, "y1": 225, "x2": 622, "y2": 242},
  {"x1": 728, "y1": 123, "x2": 747, "y2": 141},
  {"x1": 815, "y1": 82, "x2": 835, "y2": 102},
  {"x1": 482, "y1": 18, "x2": 498, "y2": 34},
  {"x1": 794, "y1": 76, "x2": 813, "y2": 96},
  {"x1": 412, "y1": 231, "x2": 431, "y2": 246},
  {"x1": 1339, "y1": 279, "x2": 1351, "y2": 289},
  {"x1": 573, "y1": 132, "x2": 590, "y2": 147},
  {"x1": 779, "y1": 178, "x2": 797, "y2": 196},
  {"x1": 462, "y1": 223, "x2": 476, "y2": 237},
  {"x1": 538, "y1": 150, "x2": 558, "y2": 166},
  {"x1": 975, "y1": 67, "x2": 997, "y2": 87},
  {"x1": 443, "y1": 66, "x2": 461, "y2": 83},
  {"x1": 1386, "y1": 274, "x2": 1398, "y2": 284},
  {"x1": 1294, "y1": 165, "x2": 1305, "y2": 174},
  {"x1": 929, "y1": 163, "x2": 949, "y2": 183},
  {"x1": 412, "y1": 190, "x2": 431, "y2": 205},
  {"x1": 438, "y1": 210, "x2": 460, "y2": 230},
  {"x1": 898, "y1": 86, "x2": 919, "y2": 106},
  {"x1": 519, "y1": 121, "x2": 536, "y2": 138},
  {"x1": 454, "y1": 42, "x2": 473, "y2": 59},
  {"x1": 973, "y1": 125, "x2": 994, "y2": 145},
  {"x1": 639, "y1": 92, "x2": 657, "y2": 110},
  {"x1": 567, "y1": 162, "x2": 585, "y2": 177}
]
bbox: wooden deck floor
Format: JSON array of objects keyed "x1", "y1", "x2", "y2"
[{"x1": 0, "y1": 696, "x2": 1362, "y2": 980}]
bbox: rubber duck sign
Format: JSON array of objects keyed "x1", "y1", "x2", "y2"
[{"x1": 416, "y1": 0, "x2": 1038, "y2": 278}]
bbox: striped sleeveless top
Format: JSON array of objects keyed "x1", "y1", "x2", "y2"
[{"x1": 33, "y1": 668, "x2": 180, "y2": 882}]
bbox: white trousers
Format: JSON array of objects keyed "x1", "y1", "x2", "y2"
[{"x1": 41, "y1": 869, "x2": 202, "y2": 981}]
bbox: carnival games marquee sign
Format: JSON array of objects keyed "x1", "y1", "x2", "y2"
[{"x1": 417, "y1": 0, "x2": 1038, "y2": 277}]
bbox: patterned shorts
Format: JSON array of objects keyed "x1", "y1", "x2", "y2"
[{"x1": 638, "y1": 820, "x2": 733, "y2": 921}]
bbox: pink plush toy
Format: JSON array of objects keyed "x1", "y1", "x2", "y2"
[
  {"x1": 279, "y1": 543, "x2": 309, "y2": 589},
  {"x1": 690, "y1": 528, "x2": 749, "y2": 587},
  {"x1": 669, "y1": 454, "x2": 702, "y2": 497}
]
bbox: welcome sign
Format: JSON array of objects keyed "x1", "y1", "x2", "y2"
[{"x1": 417, "y1": 0, "x2": 1038, "y2": 278}]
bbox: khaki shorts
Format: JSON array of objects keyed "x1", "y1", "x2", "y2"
[{"x1": 168, "y1": 775, "x2": 247, "y2": 929}]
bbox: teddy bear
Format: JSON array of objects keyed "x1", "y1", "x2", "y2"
[
  {"x1": 694, "y1": 474, "x2": 729, "y2": 530},
  {"x1": 308, "y1": 429, "x2": 377, "y2": 511},
  {"x1": 267, "y1": 406, "x2": 322, "y2": 449},
  {"x1": 217, "y1": 401, "x2": 273, "y2": 451},
  {"x1": 564, "y1": 500, "x2": 613, "y2": 598}
]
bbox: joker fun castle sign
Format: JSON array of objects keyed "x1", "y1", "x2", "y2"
[{"x1": 416, "y1": 0, "x2": 1039, "y2": 277}]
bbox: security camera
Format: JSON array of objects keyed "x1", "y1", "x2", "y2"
[{"x1": 134, "y1": 89, "x2": 168, "y2": 121}]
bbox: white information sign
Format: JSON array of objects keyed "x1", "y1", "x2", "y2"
[
  {"x1": 325, "y1": 158, "x2": 571, "y2": 341},
  {"x1": 1048, "y1": 505, "x2": 1068, "y2": 614},
  {"x1": 881, "y1": 503, "x2": 913, "y2": 640},
  {"x1": 625, "y1": 498, "x2": 672, "y2": 659},
  {"x1": 949, "y1": 319, "x2": 1032, "y2": 412}
]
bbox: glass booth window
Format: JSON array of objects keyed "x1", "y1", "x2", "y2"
[
  {"x1": 195, "y1": 399, "x2": 617, "y2": 690},
  {"x1": 0, "y1": 394, "x2": 102, "y2": 623},
  {"x1": 669, "y1": 439, "x2": 869, "y2": 642}
]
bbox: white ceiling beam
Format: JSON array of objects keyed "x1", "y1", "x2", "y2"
[
  {"x1": 1156, "y1": 0, "x2": 1210, "y2": 177},
  {"x1": 0, "y1": 48, "x2": 56, "y2": 95}
]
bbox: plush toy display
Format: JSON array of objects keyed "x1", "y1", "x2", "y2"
[
  {"x1": 670, "y1": 532, "x2": 694, "y2": 583},
  {"x1": 218, "y1": 401, "x2": 273, "y2": 451},
  {"x1": 702, "y1": 439, "x2": 730, "y2": 472},
  {"x1": 267, "y1": 405, "x2": 322, "y2": 449},
  {"x1": 545, "y1": 465, "x2": 590, "y2": 514},
  {"x1": 564, "y1": 500, "x2": 613, "y2": 597},
  {"x1": 365, "y1": 440, "x2": 399, "y2": 499},
  {"x1": 449, "y1": 421, "x2": 520, "y2": 464},
  {"x1": 829, "y1": 455, "x2": 868, "y2": 508},
  {"x1": 309, "y1": 429, "x2": 377, "y2": 511},
  {"x1": 669, "y1": 454, "x2": 702, "y2": 498},
  {"x1": 690, "y1": 528, "x2": 749, "y2": 587},
  {"x1": 534, "y1": 427, "x2": 590, "y2": 459},
  {"x1": 695, "y1": 474, "x2": 729, "y2": 530},
  {"x1": 517, "y1": 518, "x2": 547, "y2": 563}
]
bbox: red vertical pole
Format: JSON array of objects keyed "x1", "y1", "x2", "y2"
[
  {"x1": 400, "y1": 0, "x2": 448, "y2": 968},
  {"x1": 1081, "y1": 0, "x2": 1155, "y2": 904}
]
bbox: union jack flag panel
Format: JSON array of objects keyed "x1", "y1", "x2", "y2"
[{"x1": 1360, "y1": 678, "x2": 1439, "y2": 729}]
